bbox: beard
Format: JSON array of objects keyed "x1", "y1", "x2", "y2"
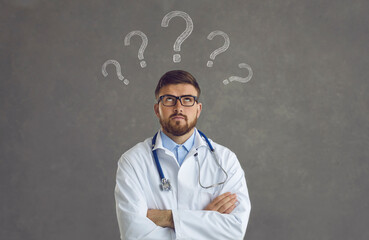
[{"x1": 160, "y1": 112, "x2": 198, "y2": 136}]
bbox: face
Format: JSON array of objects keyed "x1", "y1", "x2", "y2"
[{"x1": 154, "y1": 83, "x2": 202, "y2": 137}]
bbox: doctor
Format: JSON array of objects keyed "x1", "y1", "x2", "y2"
[{"x1": 115, "y1": 70, "x2": 251, "y2": 239}]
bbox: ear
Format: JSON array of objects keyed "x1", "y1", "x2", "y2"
[
  {"x1": 154, "y1": 103, "x2": 160, "y2": 118},
  {"x1": 196, "y1": 102, "x2": 202, "y2": 119}
]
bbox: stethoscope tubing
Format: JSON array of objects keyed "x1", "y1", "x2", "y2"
[
  {"x1": 152, "y1": 132, "x2": 165, "y2": 180},
  {"x1": 151, "y1": 130, "x2": 228, "y2": 191}
]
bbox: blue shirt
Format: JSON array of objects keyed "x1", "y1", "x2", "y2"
[{"x1": 160, "y1": 130, "x2": 195, "y2": 166}]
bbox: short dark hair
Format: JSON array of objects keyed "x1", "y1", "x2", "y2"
[{"x1": 155, "y1": 70, "x2": 201, "y2": 99}]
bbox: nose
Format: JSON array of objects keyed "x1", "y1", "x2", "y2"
[{"x1": 173, "y1": 98, "x2": 183, "y2": 112}]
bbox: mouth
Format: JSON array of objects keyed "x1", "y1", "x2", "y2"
[{"x1": 171, "y1": 114, "x2": 186, "y2": 120}]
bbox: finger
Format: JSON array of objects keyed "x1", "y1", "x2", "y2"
[
  {"x1": 214, "y1": 193, "x2": 237, "y2": 210},
  {"x1": 223, "y1": 200, "x2": 238, "y2": 214},
  {"x1": 223, "y1": 199, "x2": 239, "y2": 214},
  {"x1": 205, "y1": 192, "x2": 232, "y2": 211},
  {"x1": 218, "y1": 197, "x2": 237, "y2": 213},
  {"x1": 212, "y1": 192, "x2": 232, "y2": 206}
]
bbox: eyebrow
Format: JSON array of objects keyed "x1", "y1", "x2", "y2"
[{"x1": 162, "y1": 94, "x2": 196, "y2": 97}]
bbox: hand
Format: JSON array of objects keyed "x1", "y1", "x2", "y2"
[
  {"x1": 147, "y1": 209, "x2": 174, "y2": 229},
  {"x1": 204, "y1": 192, "x2": 238, "y2": 214}
]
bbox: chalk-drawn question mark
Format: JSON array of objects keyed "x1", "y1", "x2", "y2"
[
  {"x1": 102, "y1": 60, "x2": 129, "y2": 85},
  {"x1": 223, "y1": 63, "x2": 253, "y2": 85},
  {"x1": 207, "y1": 30, "x2": 230, "y2": 67},
  {"x1": 161, "y1": 11, "x2": 193, "y2": 63},
  {"x1": 124, "y1": 31, "x2": 148, "y2": 68}
]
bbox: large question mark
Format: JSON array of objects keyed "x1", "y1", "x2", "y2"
[
  {"x1": 102, "y1": 60, "x2": 129, "y2": 85},
  {"x1": 161, "y1": 11, "x2": 193, "y2": 63},
  {"x1": 124, "y1": 31, "x2": 148, "y2": 68},
  {"x1": 223, "y1": 63, "x2": 253, "y2": 85},
  {"x1": 207, "y1": 30, "x2": 230, "y2": 67}
]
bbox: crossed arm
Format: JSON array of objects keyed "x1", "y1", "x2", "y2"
[
  {"x1": 147, "y1": 192, "x2": 238, "y2": 228},
  {"x1": 116, "y1": 153, "x2": 250, "y2": 239}
]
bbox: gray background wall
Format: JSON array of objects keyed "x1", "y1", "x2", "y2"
[{"x1": 1, "y1": 0, "x2": 368, "y2": 239}]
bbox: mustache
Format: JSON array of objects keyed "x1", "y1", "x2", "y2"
[{"x1": 170, "y1": 113, "x2": 187, "y2": 120}]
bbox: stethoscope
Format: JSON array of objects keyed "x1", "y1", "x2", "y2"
[{"x1": 151, "y1": 130, "x2": 228, "y2": 191}]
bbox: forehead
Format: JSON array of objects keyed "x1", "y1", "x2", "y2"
[{"x1": 158, "y1": 84, "x2": 198, "y2": 96}]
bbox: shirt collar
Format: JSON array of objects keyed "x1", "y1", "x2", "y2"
[
  {"x1": 160, "y1": 130, "x2": 178, "y2": 152},
  {"x1": 160, "y1": 130, "x2": 195, "y2": 152},
  {"x1": 183, "y1": 132, "x2": 196, "y2": 151},
  {"x1": 153, "y1": 128, "x2": 207, "y2": 151}
]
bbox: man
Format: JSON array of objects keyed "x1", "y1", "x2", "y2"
[{"x1": 115, "y1": 70, "x2": 251, "y2": 239}]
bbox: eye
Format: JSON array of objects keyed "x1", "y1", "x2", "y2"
[
  {"x1": 183, "y1": 97, "x2": 192, "y2": 102},
  {"x1": 165, "y1": 97, "x2": 175, "y2": 102}
]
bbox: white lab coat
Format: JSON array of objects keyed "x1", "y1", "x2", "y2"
[{"x1": 115, "y1": 129, "x2": 251, "y2": 240}]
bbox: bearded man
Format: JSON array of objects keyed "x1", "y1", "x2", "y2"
[{"x1": 115, "y1": 70, "x2": 251, "y2": 240}]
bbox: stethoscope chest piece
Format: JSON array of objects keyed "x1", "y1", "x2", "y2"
[{"x1": 160, "y1": 178, "x2": 172, "y2": 191}]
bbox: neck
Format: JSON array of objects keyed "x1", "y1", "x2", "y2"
[{"x1": 162, "y1": 128, "x2": 195, "y2": 145}]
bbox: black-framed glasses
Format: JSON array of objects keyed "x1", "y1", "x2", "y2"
[{"x1": 158, "y1": 94, "x2": 198, "y2": 107}]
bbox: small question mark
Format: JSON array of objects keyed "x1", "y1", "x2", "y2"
[
  {"x1": 161, "y1": 11, "x2": 193, "y2": 63},
  {"x1": 223, "y1": 63, "x2": 253, "y2": 85},
  {"x1": 124, "y1": 31, "x2": 148, "y2": 68},
  {"x1": 207, "y1": 30, "x2": 230, "y2": 67},
  {"x1": 102, "y1": 60, "x2": 129, "y2": 85}
]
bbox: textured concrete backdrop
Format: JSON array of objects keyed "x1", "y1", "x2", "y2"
[{"x1": 1, "y1": 0, "x2": 368, "y2": 239}]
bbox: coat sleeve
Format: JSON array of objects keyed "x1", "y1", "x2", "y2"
[
  {"x1": 115, "y1": 155, "x2": 174, "y2": 240},
  {"x1": 172, "y1": 151, "x2": 251, "y2": 240}
]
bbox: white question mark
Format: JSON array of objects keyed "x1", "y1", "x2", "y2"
[
  {"x1": 207, "y1": 30, "x2": 230, "y2": 67},
  {"x1": 124, "y1": 31, "x2": 148, "y2": 68},
  {"x1": 102, "y1": 60, "x2": 129, "y2": 85},
  {"x1": 161, "y1": 11, "x2": 193, "y2": 63},
  {"x1": 223, "y1": 63, "x2": 253, "y2": 85}
]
